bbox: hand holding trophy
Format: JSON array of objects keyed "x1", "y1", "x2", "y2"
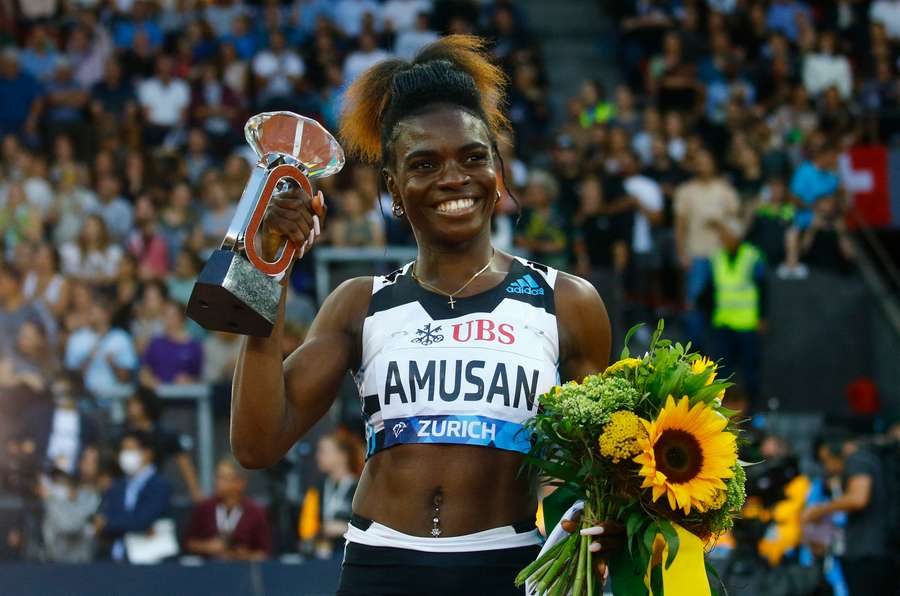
[{"x1": 187, "y1": 112, "x2": 345, "y2": 336}]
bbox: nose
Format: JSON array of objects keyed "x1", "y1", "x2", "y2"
[{"x1": 436, "y1": 159, "x2": 469, "y2": 189}]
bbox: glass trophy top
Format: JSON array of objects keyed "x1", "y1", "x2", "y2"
[{"x1": 244, "y1": 111, "x2": 345, "y2": 178}]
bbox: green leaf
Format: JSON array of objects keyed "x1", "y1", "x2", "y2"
[
  {"x1": 620, "y1": 323, "x2": 644, "y2": 360},
  {"x1": 650, "y1": 561, "x2": 664, "y2": 596},
  {"x1": 658, "y1": 520, "x2": 680, "y2": 570}
]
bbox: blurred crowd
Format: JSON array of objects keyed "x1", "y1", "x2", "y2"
[{"x1": 0, "y1": 0, "x2": 897, "y2": 591}]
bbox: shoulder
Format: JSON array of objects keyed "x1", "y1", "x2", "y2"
[
  {"x1": 554, "y1": 272, "x2": 609, "y2": 321},
  {"x1": 314, "y1": 275, "x2": 374, "y2": 333}
]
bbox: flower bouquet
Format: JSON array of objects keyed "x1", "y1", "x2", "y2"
[{"x1": 515, "y1": 322, "x2": 746, "y2": 595}]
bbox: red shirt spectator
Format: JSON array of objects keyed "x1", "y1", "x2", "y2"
[{"x1": 185, "y1": 458, "x2": 271, "y2": 560}]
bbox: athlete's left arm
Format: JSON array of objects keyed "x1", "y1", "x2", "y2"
[{"x1": 554, "y1": 272, "x2": 612, "y2": 382}]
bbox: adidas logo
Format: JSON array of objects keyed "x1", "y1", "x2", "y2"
[{"x1": 506, "y1": 274, "x2": 544, "y2": 295}]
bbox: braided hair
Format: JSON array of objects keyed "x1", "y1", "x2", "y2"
[{"x1": 339, "y1": 35, "x2": 509, "y2": 168}]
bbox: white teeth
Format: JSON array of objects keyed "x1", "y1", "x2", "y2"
[{"x1": 436, "y1": 198, "x2": 475, "y2": 213}]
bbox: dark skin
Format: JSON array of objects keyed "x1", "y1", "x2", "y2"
[{"x1": 231, "y1": 106, "x2": 622, "y2": 577}]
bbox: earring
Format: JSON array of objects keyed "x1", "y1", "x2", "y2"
[
  {"x1": 392, "y1": 202, "x2": 405, "y2": 217},
  {"x1": 495, "y1": 190, "x2": 502, "y2": 202}
]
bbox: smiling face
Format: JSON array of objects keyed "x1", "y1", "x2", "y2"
[{"x1": 383, "y1": 106, "x2": 498, "y2": 248}]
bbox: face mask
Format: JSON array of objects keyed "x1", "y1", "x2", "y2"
[{"x1": 119, "y1": 449, "x2": 145, "y2": 476}]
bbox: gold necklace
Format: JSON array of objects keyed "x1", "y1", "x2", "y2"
[{"x1": 411, "y1": 249, "x2": 495, "y2": 310}]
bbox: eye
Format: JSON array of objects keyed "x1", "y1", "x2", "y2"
[
  {"x1": 466, "y1": 152, "x2": 488, "y2": 163},
  {"x1": 411, "y1": 160, "x2": 434, "y2": 170}
]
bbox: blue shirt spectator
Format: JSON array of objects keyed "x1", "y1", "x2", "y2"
[
  {"x1": 0, "y1": 51, "x2": 43, "y2": 138},
  {"x1": 112, "y1": 19, "x2": 164, "y2": 51},
  {"x1": 99, "y1": 431, "x2": 173, "y2": 562},
  {"x1": 790, "y1": 150, "x2": 840, "y2": 230},
  {"x1": 766, "y1": 0, "x2": 812, "y2": 42}
]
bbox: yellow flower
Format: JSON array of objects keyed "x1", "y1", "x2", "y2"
[
  {"x1": 604, "y1": 358, "x2": 643, "y2": 376},
  {"x1": 598, "y1": 411, "x2": 646, "y2": 463},
  {"x1": 634, "y1": 396, "x2": 737, "y2": 515},
  {"x1": 691, "y1": 356, "x2": 717, "y2": 385}
]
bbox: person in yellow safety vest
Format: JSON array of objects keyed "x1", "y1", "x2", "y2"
[{"x1": 694, "y1": 218, "x2": 767, "y2": 406}]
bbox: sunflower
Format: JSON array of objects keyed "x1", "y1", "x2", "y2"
[
  {"x1": 634, "y1": 395, "x2": 737, "y2": 515},
  {"x1": 604, "y1": 358, "x2": 643, "y2": 376},
  {"x1": 691, "y1": 356, "x2": 717, "y2": 385}
]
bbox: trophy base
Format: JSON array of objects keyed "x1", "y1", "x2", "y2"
[{"x1": 186, "y1": 250, "x2": 282, "y2": 337}]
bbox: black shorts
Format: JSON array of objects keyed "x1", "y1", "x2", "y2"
[{"x1": 337, "y1": 516, "x2": 541, "y2": 596}]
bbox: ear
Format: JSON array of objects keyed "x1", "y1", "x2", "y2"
[{"x1": 382, "y1": 168, "x2": 400, "y2": 202}]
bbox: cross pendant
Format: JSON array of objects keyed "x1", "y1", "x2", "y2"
[{"x1": 447, "y1": 295, "x2": 456, "y2": 309}]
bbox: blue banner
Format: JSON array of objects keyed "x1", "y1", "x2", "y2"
[{"x1": 382, "y1": 414, "x2": 532, "y2": 453}]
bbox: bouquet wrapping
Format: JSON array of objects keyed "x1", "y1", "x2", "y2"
[{"x1": 516, "y1": 322, "x2": 746, "y2": 595}]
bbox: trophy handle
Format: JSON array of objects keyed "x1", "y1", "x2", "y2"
[{"x1": 244, "y1": 163, "x2": 313, "y2": 276}]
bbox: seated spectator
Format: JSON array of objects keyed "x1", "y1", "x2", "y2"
[
  {"x1": 331, "y1": 189, "x2": 384, "y2": 248},
  {"x1": 160, "y1": 182, "x2": 199, "y2": 261},
  {"x1": 309, "y1": 430, "x2": 362, "y2": 557},
  {"x1": 0, "y1": 261, "x2": 55, "y2": 358},
  {"x1": 41, "y1": 464, "x2": 101, "y2": 563},
  {"x1": 185, "y1": 457, "x2": 271, "y2": 561},
  {"x1": 18, "y1": 24, "x2": 60, "y2": 83},
  {"x1": 393, "y1": 11, "x2": 439, "y2": 61},
  {"x1": 745, "y1": 177, "x2": 795, "y2": 267},
  {"x1": 166, "y1": 249, "x2": 201, "y2": 307},
  {"x1": 23, "y1": 244, "x2": 70, "y2": 319},
  {"x1": 343, "y1": 32, "x2": 391, "y2": 86},
  {"x1": 798, "y1": 194, "x2": 854, "y2": 275},
  {"x1": 127, "y1": 195, "x2": 169, "y2": 281},
  {"x1": 120, "y1": 388, "x2": 203, "y2": 503},
  {"x1": 139, "y1": 299, "x2": 203, "y2": 388},
  {"x1": 96, "y1": 430, "x2": 173, "y2": 562},
  {"x1": 130, "y1": 281, "x2": 168, "y2": 354},
  {"x1": 42, "y1": 58, "x2": 90, "y2": 150},
  {"x1": 190, "y1": 62, "x2": 242, "y2": 158},
  {"x1": 60, "y1": 214, "x2": 124, "y2": 285},
  {"x1": 198, "y1": 179, "x2": 236, "y2": 256},
  {"x1": 334, "y1": 0, "x2": 382, "y2": 38},
  {"x1": 516, "y1": 169, "x2": 568, "y2": 270},
  {"x1": 0, "y1": 319, "x2": 57, "y2": 400},
  {"x1": 64, "y1": 292, "x2": 138, "y2": 401},
  {"x1": 137, "y1": 55, "x2": 190, "y2": 148},
  {"x1": 251, "y1": 30, "x2": 305, "y2": 108},
  {"x1": 0, "y1": 48, "x2": 43, "y2": 140},
  {"x1": 802, "y1": 31, "x2": 852, "y2": 100}
]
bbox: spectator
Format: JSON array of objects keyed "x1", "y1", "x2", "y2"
[
  {"x1": 806, "y1": 432, "x2": 891, "y2": 595},
  {"x1": 22, "y1": 244, "x2": 69, "y2": 319},
  {"x1": 42, "y1": 59, "x2": 91, "y2": 151},
  {"x1": 334, "y1": 0, "x2": 381, "y2": 38},
  {"x1": 41, "y1": 465, "x2": 101, "y2": 563},
  {"x1": 765, "y1": 0, "x2": 812, "y2": 42},
  {"x1": 60, "y1": 214, "x2": 124, "y2": 284},
  {"x1": 130, "y1": 281, "x2": 168, "y2": 354},
  {"x1": 0, "y1": 49, "x2": 43, "y2": 141},
  {"x1": 309, "y1": 431, "x2": 361, "y2": 557},
  {"x1": 67, "y1": 23, "x2": 112, "y2": 91},
  {"x1": 166, "y1": 250, "x2": 201, "y2": 307},
  {"x1": 745, "y1": 177, "x2": 795, "y2": 267},
  {"x1": 198, "y1": 179, "x2": 236, "y2": 256},
  {"x1": 96, "y1": 430, "x2": 174, "y2": 562},
  {"x1": 0, "y1": 262, "x2": 53, "y2": 359},
  {"x1": 0, "y1": 319, "x2": 56, "y2": 400},
  {"x1": 222, "y1": 15, "x2": 257, "y2": 61},
  {"x1": 343, "y1": 32, "x2": 391, "y2": 86},
  {"x1": 127, "y1": 195, "x2": 169, "y2": 281},
  {"x1": 185, "y1": 457, "x2": 271, "y2": 560},
  {"x1": 674, "y1": 149, "x2": 740, "y2": 349},
  {"x1": 160, "y1": 182, "x2": 197, "y2": 262},
  {"x1": 18, "y1": 24, "x2": 60, "y2": 83},
  {"x1": 798, "y1": 194, "x2": 855, "y2": 275},
  {"x1": 869, "y1": 0, "x2": 900, "y2": 41},
  {"x1": 620, "y1": 151, "x2": 664, "y2": 282},
  {"x1": 695, "y1": 220, "x2": 767, "y2": 403},
  {"x1": 90, "y1": 60, "x2": 136, "y2": 131},
  {"x1": 516, "y1": 170, "x2": 568, "y2": 270},
  {"x1": 802, "y1": 31, "x2": 852, "y2": 100},
  {"x1": 251, "y1": 29, "x2": 305, "y2": 108},
  {"x1": 331, "y1": 189, "x2": 384, "y2": 248},
  {"x1": 782, "y1": 144, "x2": 841, "y2": 277},
  {"x1": 120, "y1": 388, "x2": 203, "y2": 503},
  {"x1": 139, "y1": 299, "x2": 203, "y2": 388},
  {"x1": 137, "y1": 55, "x2": 190, "y2": 147},
  {"x1": 393, "y1": 11, "x2": 439, "y2": 61},
  {"x1": 64, "y1": 292, "x2": 138, "y2": 401}
]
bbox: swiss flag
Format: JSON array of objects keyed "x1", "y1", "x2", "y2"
[{"x1": 841, "y1": 146, "x2": 893, "y2": 228}]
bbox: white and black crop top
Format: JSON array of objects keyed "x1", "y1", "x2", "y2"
[{"x1": 354, "y1": 256, "x2": 560, "y2": 459}]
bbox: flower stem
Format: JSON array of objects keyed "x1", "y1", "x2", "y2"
[
  {"x1": 572, "y1": 533, "x2": 588, "y2": 595},
  {"x1": 515, "y1": 536, "x2": 569, "y2": 586},
  {"x1": 538, "y1": 532, "x2": 579, "y2": 594}
]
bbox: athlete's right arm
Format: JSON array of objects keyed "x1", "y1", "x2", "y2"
[
  {"x1": 231, "y1": 277, "x2": 370, "y2": 468},
  {"x1": 230, "y1": 185, "x2": 371, "y2": 468}
]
